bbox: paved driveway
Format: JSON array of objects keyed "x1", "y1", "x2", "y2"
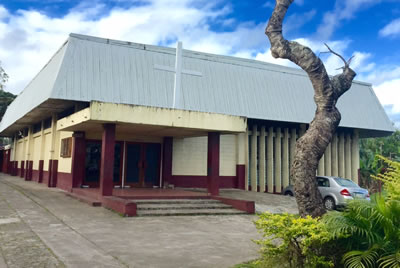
[{"x1": 0, "y1": 174, "x2": 298, "y2": 268}]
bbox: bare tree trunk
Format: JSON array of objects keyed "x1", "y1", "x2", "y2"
[{"x1": 265, "y1": 0, "x2": 356, "y2": 217}]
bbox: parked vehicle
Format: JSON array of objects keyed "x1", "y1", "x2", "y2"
[{"x1": 282, "y1": 176, "x2": 370, "y2": 210}]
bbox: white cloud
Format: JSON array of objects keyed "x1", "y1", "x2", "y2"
[
  {"x1": 373, "y1": 79, "x2": 400, "y2": 113},
  {"x1": 0, "y1": 1, "x2": 269, "y2": 94},
  {"x1": 317, "y1": 0, "x2": 382, "y2": 40},
  {"x1": 379, "y1": 18, "x2": 400, "y2": 38}
]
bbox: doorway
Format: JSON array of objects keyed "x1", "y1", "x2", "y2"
[
  {"x1": 125, "y1": 143, "x2": 161, "y2": 188},
  {"x1": 83, "y1": 141, "x2": 123, "y2": 187}
]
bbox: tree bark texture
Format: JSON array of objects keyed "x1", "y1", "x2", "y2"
[{"x1": 265, "y1": 0, "x2": 356, "y2": 217}]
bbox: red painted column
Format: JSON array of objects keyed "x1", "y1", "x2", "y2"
[
  {"x1": 20, "y1": 161, "x2": 25, "y2": 178},
  {"x1": 162, "y1": 137, "x2": 173, "y2": 187},
  {"x1": 236, "y1": 165, "x2": 246, "y2": 190},
  {"x1": 47, "y1": 160, "x2": 53, "y2": 187},
  {"x1": 38, "y1": 160, "x2": 44, "y2": 183},
  {"x1": 99, "y1": 124, "x2": 116, "y2": 196},
  {"x1": 71, "y1": 132, "x2": 86, "y2": 189},
  {"x1": 49, "y1": 160, "x2": 58, "y2": 187},
  {"x1": 207, "y1": 132, "x2": 220, "y2": 196}
]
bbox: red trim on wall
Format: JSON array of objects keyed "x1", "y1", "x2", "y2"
[
  {"x1": 236, "y1": 164, "x2": 245, "y2": 190},
  {"x1": 38, "y1": 160, "x2": 44, "y2": 183},
  {"x1": 32, "y1": 169, "x2": 39, "y2": 182},
  {"x1": 168, "y1": 175, "x2": 237, "y2": 189},
  {"x1": 42, "y1": 170, "x2": 50, "y2": 185},
  {"x1": 99, "y1": 124, "x2": 115, "y2": 196},
  {"x1": 20, "y1": 161, "x2": 25, "y2": 178},
  {"x1": 207, "y1": 132, "x2": 220, "y2": 195},
  {"x1": 162, "y1": 137, "x2": 173, "y2": 187},
  {"x1": 56, "y1": 172, "x2": 72, "y2": 191}
]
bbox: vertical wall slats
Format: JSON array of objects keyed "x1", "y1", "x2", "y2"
[
  {"x1": 259, "y1": 126, "x2": 266, "y2": 192},
  {"x1": 282, "y1": 128, "x2": 289, "y2": 188},
  {"x1": 246, "y1": 124, "x2": 358, "y2": 193},
  {"x1": 267, "y1": 127, "x2": 274, "y2": 193},
  {"x1": 274, "y1": 127, "x2": 282, "y2": 193},
  {"x1": 250, "y1": 125, "x2": 257, "y2": 192}
]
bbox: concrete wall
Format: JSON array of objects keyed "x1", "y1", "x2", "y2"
[
  {"x1": 172, "y1": 136, "x2": 207, "y2": 176},
  {"x1": 171, "y1": 134, "x2": 237, "y2": 177}
]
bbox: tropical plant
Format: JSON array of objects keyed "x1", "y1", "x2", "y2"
[
  {"x1": 374, "y1": 156, "x2": 400, "y2": 201},
  {"x1": 359, "y1": 131, "x2": 400, "y2": 192},
  {"x1": 323, "y1": 157, "x2": 400, "y2": 268}
]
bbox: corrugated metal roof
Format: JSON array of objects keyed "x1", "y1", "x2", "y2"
[{"x1": 0, "y1": 33, "x2": 394, "y2": 136}]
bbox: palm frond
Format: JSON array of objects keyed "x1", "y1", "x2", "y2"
[
  {"x1": 379, "y1": 251, "x2": 400, "y2": 268},
  {"x1": 343, "y1": 247, "x2": 379, "y2": 268}
]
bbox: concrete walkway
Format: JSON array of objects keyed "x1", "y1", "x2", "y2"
[{"x1": 1, "y1": 174, "x2": 296, "y2": 268}]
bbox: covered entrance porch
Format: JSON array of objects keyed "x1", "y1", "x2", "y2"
[{"x1": 57, "y1": 102, "x2": 249, "y2": 216}]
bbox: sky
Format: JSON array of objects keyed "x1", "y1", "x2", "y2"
[{"x1": 0, "y1": 0, "x2": 399, "y2": 127}]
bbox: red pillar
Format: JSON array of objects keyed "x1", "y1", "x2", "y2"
[
  {"x1": 38, "y1": 160, "x2": 44, "y2": 183},
  {"x1": 71, "y1": 132, "x2": 86, "y2": 189},
  {"x1": 49, "y1": 160, "x2": 58, "y2": 187},
  {"x1": 99, "y1": 124, "x2": 115, "y2": 196},
  {"x1": 162, "y1": 137, "x2": 173, "y2": 187},
  {"x1": 20, "y1": 161, "x2": 25, "y2": 178},
  {"x1": 207, "y1": 132, "x2": 220, "y2": 196}
]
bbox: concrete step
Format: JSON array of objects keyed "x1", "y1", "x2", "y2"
[
  {"x1": 65, "y1": 192, "x2": 102, "y2": 207},
  {"x1": 132, "y1": 199, "x2": 220, "y2": 205},
  {"x1": 137, "y1": 203, "x2": 232, "y2": 210},
  {"x1": 136, "y1": 208, "x2": 247, "y2": 217}
]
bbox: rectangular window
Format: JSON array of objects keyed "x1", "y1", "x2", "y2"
[
  {"x1": 33, "y1": 122, "x2": 42, "y2": 134},
  {"x1": 60, "y1": 137, "x2": 72, "y2": 158},
  {"x1": 44, "y1": 118, "x2": 52, "y2": 129}
]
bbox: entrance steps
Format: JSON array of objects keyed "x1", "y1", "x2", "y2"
[{"x1": 133, "y1": 199, "x2": 247, "y2": 216}]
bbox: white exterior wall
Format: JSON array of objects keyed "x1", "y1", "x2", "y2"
[
  {"x1": 32, "y1": 135, "x2": 41, "y2": 170},
  {"x1": 219, "y1": 135, "x2": 236, "y2": 176},
  {"x1": 172, "y1": 136, "x2": 207, "y2": 176},
  {"x1": 172, "y1": 134, "x2": 237, "y2": 177}
]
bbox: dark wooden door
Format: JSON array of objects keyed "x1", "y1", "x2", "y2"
[{"x1": 125, "y1": 143, "x2": 161, "y2": 187}]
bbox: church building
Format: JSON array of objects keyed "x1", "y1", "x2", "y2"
[{"x1": 0, "y1": 34, "x2": 393, "y2": 215}]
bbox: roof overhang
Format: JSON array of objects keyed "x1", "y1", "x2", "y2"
[
  {"x1": 0, "y1": 99, "x2": 78, "y2": 136},
  {"x1": 57, "y1": 101, "x2": 247, "y2": 137}
]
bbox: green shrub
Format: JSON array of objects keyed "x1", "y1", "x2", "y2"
[{"x1": 253, "y1": 212, "x2": 336, "y2": 268}]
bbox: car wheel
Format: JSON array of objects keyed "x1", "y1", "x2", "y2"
[
  {"x1": 324, "y1": 197, "x2": 336, "y2": 210},
  {"x1": 284, "y1": 191, "x2": 293, "y2": 196}
]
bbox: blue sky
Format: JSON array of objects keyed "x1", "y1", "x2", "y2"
[{"x1": 0, "y1": 0, "x2": 400, "y2": 127}]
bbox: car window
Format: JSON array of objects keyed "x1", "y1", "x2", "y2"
[
  {"x1": 317, "y1": 177, "x2": 330, "y2": 187},
  {"x1": 334, "y1": 178, "x2": 358, "y2": 187}
]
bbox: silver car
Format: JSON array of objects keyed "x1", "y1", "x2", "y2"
[{"x1": 282, "y1": 176, "x2": 370, "y2": 210}]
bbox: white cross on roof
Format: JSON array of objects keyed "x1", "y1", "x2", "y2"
[{"x1": 154, "y1": 42, "x2": 202, "y2": 109}]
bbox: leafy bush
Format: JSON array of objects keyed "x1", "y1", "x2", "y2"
[{"x1": 253, "y1": 212, "x2": 337, "y2": 268}]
